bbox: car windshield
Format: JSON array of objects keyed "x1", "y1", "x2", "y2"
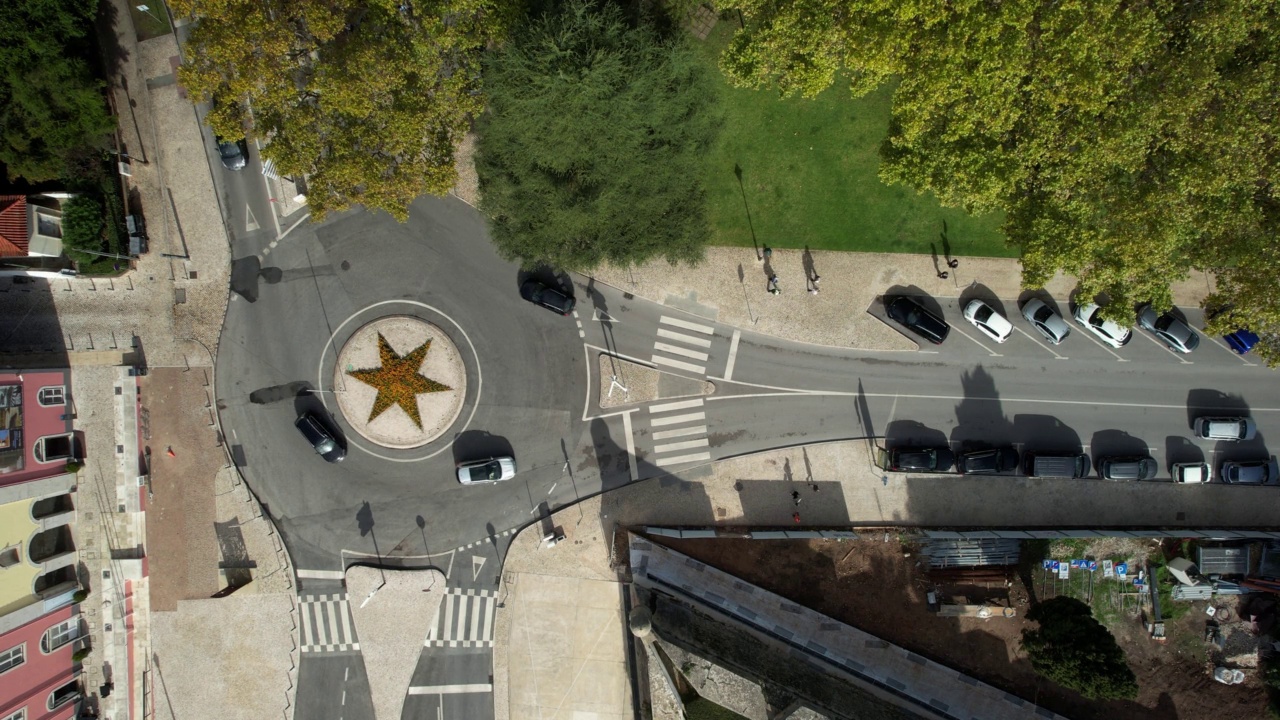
[
  {"x1": 470, "y1": 462, "x2": 500, "y2": 481},
  {"x1": 1154, "y1": 315, "x2": 1177, "y2": 333},
  {"x1": 974, "y1": 306, "x2": 993, "y2": 323},
  {"x1": 219, "y1": 143, "x2": 240, "y2": 159},
  {"x1": 1034, "y1": 306, "x2": 1053, "y2": 322}
]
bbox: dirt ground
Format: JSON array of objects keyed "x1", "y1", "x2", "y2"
[{"x1": 653, "y1": 535, "x2": 1269, "y2": 720}]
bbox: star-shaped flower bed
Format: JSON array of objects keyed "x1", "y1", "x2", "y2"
[{"x1": 347, "y1": 333, "x2": 452, "y2": 429}]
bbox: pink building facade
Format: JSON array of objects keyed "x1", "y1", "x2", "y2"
[{"x1": 0, "y1": 604, "x2": 83, "y2": 720}]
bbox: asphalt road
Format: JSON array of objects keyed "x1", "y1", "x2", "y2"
[{"x1": 212, "y1": 194, "x2": 1280, "y2": 720}]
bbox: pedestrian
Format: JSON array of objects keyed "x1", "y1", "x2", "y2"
[
  {"x1": 811, "y1": 483, "x2": 819, "y2": 493},
  {"x1": 938, "y1": 271, "x2": 949, "y2": 280},
  {"x1": 792, "y1": 512, "x2": 801, "y2": 523},
  {"x1": 763, "y1": 247, "x2": 773, "y2": 261},
  {"x1": 947, "y1": 258, "x2": 959, "y2": 269},
  {"x1": 811, "y1": 274, "x2": 820, "y2": 286},
  {"x1": 791, "y1": 490, "x2": 802, "y2": 506},
  {"x1": 809, "y1": 286, "x2": 819, "y2": 295}
]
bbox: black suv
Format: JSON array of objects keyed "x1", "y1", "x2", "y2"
[
  {"x1": 885, "y1": 296, "x2": 950, "y2": 344},
  {"x1": 888, "y1": 446, "x2": 955, "y2": 473},
  {"x1": 520, "y1": 279, "x2": 576, "y2": 316},
  {"x1": 295, "y1": 412, "x2": 346, "y2": 463},
  {"x1": 958, "y1": 447, "x2": 1020, "y2": 475}
]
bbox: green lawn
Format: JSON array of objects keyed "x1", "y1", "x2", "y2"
[{"x1": 697, "y1": 21, "x2": 1014, "y2": 257}]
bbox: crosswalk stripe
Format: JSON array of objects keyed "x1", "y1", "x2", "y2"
[
  {"x1": 653, "y1": 342, "x2": 710, "y2": 361},
  {"x1": 652, "y1": 355, "x2": 706, "y2": 374},
  {"x1": 660, "y1": 316, "x2": 715, "y2": 334},
  {"x1": 652, "y1": 425, "x2": 707, "y2": 440},
  {"x1": 654, "y1": 438, "x2": 710, "y2": 453},
  {"x1": 657, "y1": 328, "x2": 712, "y2": 348},
  {"x1": 299, "y1": 594, "x2": 360, "y2": 653},
  {"x1": 650, "y1": 411, "x2": 705, "y2": 427},
  {"x1": 649, "y1": 398, "x2": 704, "y2": 414},
  {"x1": 654, "y1": 451, "x2": 713, "y2": 467}
]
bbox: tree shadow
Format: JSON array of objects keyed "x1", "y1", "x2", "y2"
[
  {"x1": 1013, "y1": 413, "x2": 1082, "y2": 454},
  {"x1": 951, "y1": 365, "x2": 1016, "y2": 450},
  {"x1": 885, "y1": 419, "x2": 949, "y2": 448}
]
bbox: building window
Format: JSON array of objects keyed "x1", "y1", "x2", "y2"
[
  {"x1": 36, "y1": 386, "x2": 65, "y2": 407},
  {"x1": 0, "y1": 644, "x2": 24, "y2": 675},
  {"x1": 46, "y1": 680, "x2": 78, "y2": 711},
  {"x1": 33, "y1": 434, "x2": 73, "y2": 464},
  {"x1": 0, "y1": 544, "x2": 18, "y2": 568},
  {"x1": 1, "y1": 708, "x2": 27, "y2": 720},
  {"x1": 41, "y1": 618, "x2": 80, "y2": 654}
]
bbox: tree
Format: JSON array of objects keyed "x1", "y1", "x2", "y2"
[
  {"x1": 0, "y1": 0, "x2": 115, "y2": 182},
  {"x1": 1021, "y1": 597, "x2": 1137, "y2": 700},
  {"x1": 475, "y1": 0, "x2": 720, "y2": 269},
  {"x1": 721, "y1": 0, "x2": 1280, "y2": 363},
  {"x1": 61, "y1": 194, "x2": 106, "y2": 264},
  {"x1": 173, "y1": 0, "x2": 518, "y2": 221}
]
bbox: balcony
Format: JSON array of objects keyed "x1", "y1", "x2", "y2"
[
  {"x1": 29, "y1": 525, "x2": 75, "y2": 565},
  {"x1": 32, "y1": 493, "x2": 74, "y2": 527}
]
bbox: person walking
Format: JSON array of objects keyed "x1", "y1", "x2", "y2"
[
  {"x1": 791, "y1": 490, "x2": 802, "y2": 506},
  {"x1": 947, "y1": 258, "x2": 959, "y2": 269},
  {"x1": 937, "y1": 271, "x2": 949, "y2": 280}
]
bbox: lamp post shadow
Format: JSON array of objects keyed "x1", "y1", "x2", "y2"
[{"x1": 734, "y1": 163, "x2": 762, "y2": 261}]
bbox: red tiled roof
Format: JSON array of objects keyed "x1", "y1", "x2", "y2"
[{"x1": 0, "y1": 195, "x2": 28, "y2": 257}]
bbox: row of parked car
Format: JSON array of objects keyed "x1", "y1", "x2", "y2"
[
  {"x1": 885, "y1": 294, "x2": 1258, "y2": 354},
  {"x1": 886, "y1": 416, "x2": 1277, "y2": 484}
]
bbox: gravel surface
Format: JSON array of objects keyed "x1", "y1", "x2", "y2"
[{"x1": 598, "y1": 355, "x2": 660, "y2": 408}]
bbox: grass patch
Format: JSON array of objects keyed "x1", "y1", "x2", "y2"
[
  {"x1": 695, "y1": 21, "x2": 1011, "y2": 257},
  {"x1": 129, "y1": 3, "x2": 172, "y2": 41}
]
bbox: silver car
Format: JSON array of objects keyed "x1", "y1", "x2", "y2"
[
  {"x1": 1021, "y1": 298, "x2": 1071, "y2": 345},
  {"x1": 456, "y1": 456, "x2": 517, "y2": 484},
  {"x1": 1194, "y1": 416, "x2": 1257, "y2": 442},
  {"x1": 1073, "y1": 302, "x2": 1132, "y2": 348},
  {"x1": 1137, "y1": 303, "x2": 1200, "y2": 353}
]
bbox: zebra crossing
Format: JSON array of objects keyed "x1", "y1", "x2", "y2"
[
  {"x1": 299, "y1": 593, "x2": 360, "y2": 654},
  {"x1": 424, "y1": 588, "x2": 498, "y2": 649},
  {"x1": 652, "y1": 316, "x2": 715, "y2": 375},
  {"x1": 645, "y1": 398, "x2": 712, "y2": 467}
]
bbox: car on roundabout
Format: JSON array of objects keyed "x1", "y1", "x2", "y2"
[
  {"x1": 456, "y1": 456, "x2": 517, "y2": 484},
  {"x1": 1073, "y1": 302, "x2": 1132, "y2": 348},
  {"x1": 885, "y1": 295, "x2": 950, "y2": 345},
  {"x1": 1020, "y1": 298, "x2": 1071, "y2": 345},
  {"x1": 1137, "y1": 303, "x2": 1200, "y2": 353},
  {"x1": 520, "y1": 279, "x2": 576, "y2": 316},
  {"x1": 963, "y1": 300, "x2": 1013, "y2": 343},
  {"x1": 295, "y1": 412, "x2": 346, "y2": 463}
]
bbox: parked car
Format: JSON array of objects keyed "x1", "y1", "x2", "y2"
[
  {"x1": 1023, "y1": 452, "x2": 1092, "y2": 479},
  {"x1": 1220, "y1": 458, "x2": 1279, "y2": 485},
  {"x1": 456, "y1": 456, "x2": 517, "y2": 484},
  {"x1": 1072, "y1": 303, "x2": 1132, "y2": 348},
  {"x1": 1137, "y1": 303, "x2": 1200, "y2": 353},
  {"x1": 1098, "y1": 455, "x2": 1158, "y2": 481},
  {"x1": 962, "y1": 300, "x2": 1013, "y2": 343},
  {"x1": 885, "y1": 296, "x2": 950, "y2": 345},
  {"x1": 519, "y1": 279, "x2": 576, "y2": 316},
  {"x1": 295, "y1": 412, "x2": 346, "y2": 463},
  {"x1": 1172, "y1": 461, "x2": 1211, "y2": 484},
  {"x1": 1194, "y1": 416, "x2": 1257, "y2": 442},
  {"x1": 216, "y1": 136, "x2": 249, "y2": 171},
  {"x1": 1020, "y1": 298, "x2": 1071, "y2": 345},
  {"x1": 957, "y1": 447, "x2": 1019, "y2": 475},
  {"x1": 1224, "y1": 328, "x2": 1260, "y2": 355},
  {"x1": 888, "y1": 446, "x2": 955, "y2": 473}
]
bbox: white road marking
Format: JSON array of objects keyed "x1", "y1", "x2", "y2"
[
  {"x1": 1072, "y1": 324, "x2": 1129, "y2": 361},
  {"x1": 408, "y1": 684, "x2": 493, "y2": 695},
  {"x1": 592, "y1": 310, "x2": 621, "y2": 323},
  {"x1": 724, "y1": 330, "x2": 742, "y2": 380},
  {"x1": 656, "y1": 328, "x2": 712, "y2": 348},
  {"x1": 654, "y1": 438, "x2": 710, "y2": 453},
  {"x1": 652, "y1": 425, "x2": 707, "y2": 440},
  {"x1": 245, "y1": 204, "x2": 260, "y2": 232},
  {"x1": 1206, "y1": 334, "x2": 1256, "y2": 366},
  {"x1": 649, "y1": 398, "x2": 704, "y2": 413},
  {"x1": 472, "y1": 555, "x2": 485, "y2": 581},
  {"x1": 651, "y1": 355, "x2": 706, "y2": 374},
  {"x1": 650, "y1": 412, "x2": 706, "y2": 427},
  {"x1": 704, "y1": 390, "x2": 1280, "y2": 412},
  {"x1": 297, "y1": 569, "x2": 346, "y2": 580},
  {"x1": 623, "y1": 411, "x2": 638, "y2": 481},
  {"x1": 1013, "y1": 326, "x2": 1067, "y2": 359},
  {"x1": 949, "y1": 324, "x2": 1002, "y2": 356},
  {"x1": 660, "y1": 316, "x2": 715, "y2": 334},
  {"x1": 654, "y1": 451, "x2": 713, "y2": 467},
  {"x1": 653, "y1": 341, "x2": 709, "y2": 361}
]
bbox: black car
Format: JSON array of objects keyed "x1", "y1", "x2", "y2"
[
  {"x1": 520, "y1": 279, "x2": 576, "y2": 316},
  {"x1": 958, "y1": 447, "x2": 1019, "y2": 475},
  {"x1": 885, "y1": 295, "x2": 950, "y2": 344},
  {"x1": 295, "y1": 412, "x2": 346, "y2": 463},
  {"x1": 216, "y1": 136, "x2": 249, "y2": 171},
  {"x1": 1098, "y1": 455, "x2": 1158, "y2": 481},
  {"x1": 888, "y1": 446, "x2": 955, "y2": 473}
]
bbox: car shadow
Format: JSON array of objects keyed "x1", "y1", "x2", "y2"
[
  {"x1": 452, "y1": 429, "x2": 515, "y2": 464},
  {"x1": 885, "y1": 420, "x2": 949, "y2": 449},
  {"x1": 517, "y1": 265, "x2": 574, "y2": 294},
  {"x1": 291, "y1": 387, "x2": 348, "y2": 448},
  {"x1": 1165, "y1": 435, "x2": 1205, "y2": 469},
  {"x1": 958, "y1": 282, "x2": 1007, "y2": 318},
  {"x1": 1017, "y1": 288, "x2": 1065, "y2": 317},
  {"x1": 1014, "y1": 413, "x2": 1081, "y2": 454},
  {"x1": 1185, "y1": 389, "x2": 1252, "y2": 431},
  {"x1": 882, "y1": 284, "x2": 946, "y2": 317},
  {"x1": 1090, "y1": 429, "x2": 1151, "y2": 461}
]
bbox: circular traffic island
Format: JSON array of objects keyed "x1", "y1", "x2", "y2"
[{"x1": 333, "y1": 316, "x2": 466, "y2": 449}]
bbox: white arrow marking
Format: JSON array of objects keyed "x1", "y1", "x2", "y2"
[
  {"x1": 472, "y1": 555, "x2": 486, "y2": 582},
  {"x1": 245, "y1": 203, "x2": 260, "y2": 232}
]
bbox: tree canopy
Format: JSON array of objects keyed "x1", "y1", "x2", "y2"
[
  {"x1": 174, "y1": 0, "x2": 518, "y2": 221},
  {"x1": 722, "y1": 0, "x2": 1280, "y2": 364},
  {"x1": 0, "y1": 0, "x2": 115, "y2": 182},
  {"x1": 1022, "y1": 596, "x2": 1138, "y2": 700},
  {"x1": 475, "y1": 0, "x2": 720, "y2": 269}
]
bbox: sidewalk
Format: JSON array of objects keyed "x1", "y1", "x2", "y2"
[{"x1": 588, "y1": 247, "x2": 1216, "y2": 351}]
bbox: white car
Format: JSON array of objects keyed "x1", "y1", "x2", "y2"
[
  {"x1": 1072, "y1": 302, "x2": 1132, "y2": 348},
  {"x1": 456, "y1": 456, "x2": 517, "y2": 484},
  {"x1": 963, "y1": 300, "x2": 1013, "y2": 343},
  {"x1": 1172, "y1": 461, "x2": 1210, "y2": 484}
]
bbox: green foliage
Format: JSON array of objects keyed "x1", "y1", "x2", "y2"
[
  {"x1": 64, "y1": 460, "x2": 84, "y2": 473},
  {"x1": 476, "y1": 0, "x2": 720, "y2": 269},
  {"x1": 61, "y1": 195, "x2": 105, "y2": 261},
  {"x1": 72, "y1": 589, "x2": 89, "y2": 603},
  {"x1": 721, "y1": 0, "x2": 1280, "y2": 362},
  {"x1": 1022, "y1": 596, "x2": 1138, "y2": 700},
  {"x1": 0, "y1": 0, "x2": 115, "y2": 182},
  {"x1": 174, "y1": 0, "x2": 519, "y2": 221},
  {"x1": 72, "y1": 647, "x2": 91, "y2": 662}
]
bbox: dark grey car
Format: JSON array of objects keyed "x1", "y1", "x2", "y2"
[
  {"x1": 888, "y1": 446, "x2": 955, "y2": 472},
  {"x1": 1221, "y1": 458, "x2": 1279, "y2": 485},
  {"x1": 958, "y1": 447, "x2": 1020, "y2": 475},
  {"x1": 216, "y1": 136, "x2": 249, "y2": 171},
  {"x1": 295, "y1": 412, "x2": 346, "y2": 463},
  {"x1": 1098, "y1": 455, "x2": 1158, "y2": 481}
]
